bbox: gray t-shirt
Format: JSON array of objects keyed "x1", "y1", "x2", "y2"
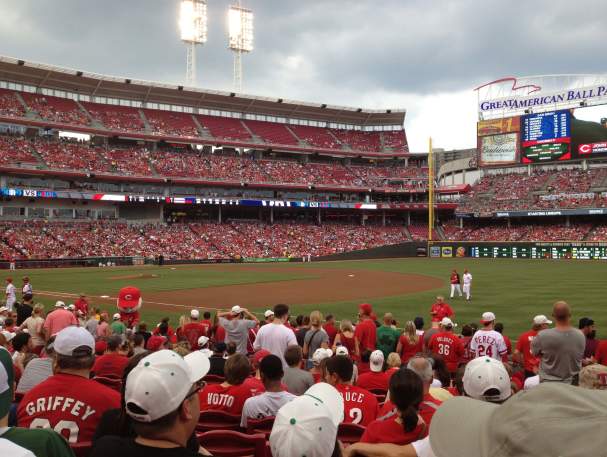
[
  {"x1": 303, "y1": 328, "x2": 329, "y2": 359},
  {"x1": 16, "y1": 358, "x2": 53, "y2": 394},
  {"x1": 531, "y1": 327, "x2": 585, "y2": 383},
  {"x1": 219, "y1": 317, "x2": 257, "y2": 355},
  {"x1": 282, "y1": 366, "x2": 315, "y2": 396}
]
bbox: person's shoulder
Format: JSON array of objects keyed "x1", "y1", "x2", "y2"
[
  {"x1": 91, "y1": 435, "x2": 132, "y2": 455},
  {"x1": 6, "y1": 426, "x2": 69, "y2": 444}
]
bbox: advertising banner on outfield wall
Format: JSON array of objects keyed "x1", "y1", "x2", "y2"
[{"x1": 479, "y1": 132, "x2": 520, "y2": 166}]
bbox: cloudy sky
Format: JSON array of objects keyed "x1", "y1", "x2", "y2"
[{"x1": 1, "y1": 0, "x2": 606, "y2": 151}]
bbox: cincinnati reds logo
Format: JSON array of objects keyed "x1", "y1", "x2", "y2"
[
  {"x1": 474, "y1": 77, "x2": 542, "y2": 94},
  {"x1": 579, "y1": 144, "x2": 592, "y2": 154},
  {"x1": 124, "y1": 294, "x2": 132, "y2": 300}
]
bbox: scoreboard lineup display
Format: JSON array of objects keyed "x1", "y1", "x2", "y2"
[
  {"x1": 431, "y1": 243, "x2": 607, "y2": 260},
  {"x1": 521, "y1": 110, "x2": 571, "y2": 163}
]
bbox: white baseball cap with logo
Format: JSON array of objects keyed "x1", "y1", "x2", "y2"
[
  {"x1": 270, "y1": 382, "x2": 344, "y2": 457},
  {"x1": 125, "y1": 350, "x2": 209, "y2": 423},
  {"x1": 0, "y1": 331, "x2": 15, "y2": 343},
  {"x1": 312, "y1": 348, "x2": 332, "y2": 366},
  {"x1": 370, "y1": 349, "x2": 384, "y2": 373},
  {"x1": 112, "y1": 313, "x2": 121, "y2": 320},
  {"x1": 198, "y1": 336, "x2": 209, "y2": 348},
  {"x1": 231, "y1": 305, "x2": 243, "y2": 315},
  {"x1": 190, "y1": 309, "x2": 200, "y2": 319},
  {"x1": 264, "y1": 309, "x2": 275, "y2": 318},
  {"x1": 533, "y1": 315, "x2": 552, "y2": 325},
  {"x1": 53, "y1": 326, "x2": 95, "y2": 356},
  {"x1": 440, "y1": 317, "x2": 457, "y2": 328},
  {"x1": 335, "y1": 346, "x2": 349, "y2": 356},
  {"x1": 55, "y1": 301, "x2": 65, "y2": 308},
  {"x1": 462, "y1": 356, "x2": 511, "y2": 402},
  {"x1": 481, "y1": 312, "x2": 496, "y2": 324}
]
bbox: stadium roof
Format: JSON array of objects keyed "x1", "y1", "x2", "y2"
[{"x1": 0, "y1": 55, "x2": 406, "y2": 127}]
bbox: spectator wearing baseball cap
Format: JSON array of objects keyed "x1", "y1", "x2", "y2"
[
  {"x1": 264, "y1": 309, "x2": 275, "y2": 324},
  {"x1": 178, "y1": 309, "x2": 209, "y2": 350},
  {"x1": 241, "y1": 354, "x2": 296, "y2": 428},
  {"x1": 514, "y1": 315, "x2": 552, "y2": 378},
  {"x1": 110, "y1": 313, "x2": 127, "y2": 336},
  {"x1": 253, "y1": 304, "x2": 297, "y2": 369},
  {"x1": 146, "y1": 335, "x2": 169, "y2": 352},
  {"x1": 470, "y1": 312, "x2": 508, "y2": 362},
  {"x1": 42, "y1": 301, "x2": 77, "y2": 341},
  {"x1": 270, "y1": 383, "x2": 344, "y2": 457},
  {"x1": 74, "y1": 293, "x2": 89, "y2": 316},
  {"x1": 310, "y1": 348, "x2": 333, "y2": 383},
  {"x1": 207, "y1": 341, "x2": 227, "y2": 376},
  {"x1": 355, "y1": 303, "x2": 377, "y2": 353},
  {"x1": 283, "y1": 345, "x2": 314, "y2": 395},
  {"x1": 578, "y1": 317, "x2": 598, "y2": 363},
  {"x1": 17, "y1": 326, "x2": 121, "y2": 443},
  {"x1": 217, "y1": 306, "x2": 259, "y2": 355},
  {"x1": 91, "y1": 350, "x2": 210, "y2": 457},
  {"x1": 357, "y1": 350, "x2": 389, "y2": 391},
  {"x1": 579, "y1": 363, "x2": 607, "y2": 390},
  {"x1": 92, "y1": 335, "x2": 129, "y2": 379},
  {"x1": 531, "y1": 301, "x2": 585, "y2": 384},
  {"x1": 199, "y1": 353, "x2": 257, "y2": 415},
  {"x1": 427, "y1": 317, "x2": 463, "y2": 376},
  {"x1": 0, "y1": 346, "x2": 74, "y2": 457}
]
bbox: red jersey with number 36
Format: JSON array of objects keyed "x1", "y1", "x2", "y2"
[
  {"x1": 17, "y1": 373, "x2": 120, "y2": 444},
  {"x1": 428, "y1": 332, "x2": 464, "y2": 372},
  {"x1": 335, "y1": 384, "x2": 379, "y2": 426}
]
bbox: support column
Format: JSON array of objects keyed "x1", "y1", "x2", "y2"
[
  {"x1": 382, "y1": 210, "x2": 386, "y2": 227},
  {"x1": 317, "y1": 208, "x2": 321, "y2": 224},
  {"x1": 507, "y1": 218, "x2": 511, "y2": 228},
  {"x1": 270, "y1": 207, "x2": 274, "y2": 224},
  {"x1": 566, "y1": 216, "x2": 570, "y2": 227},
  {"x1": 459, "y1": 217, "x2": 463, "y2": 229},
  {"x1": 407, "y1": 211, "x2": 411, "y2": 225},
  {"x1": 218, "y1": 205, "x2": 222, "y2": 224}
]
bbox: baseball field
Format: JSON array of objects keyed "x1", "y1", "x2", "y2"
[{"x1": 7, "y1": 258, "x2": 605, "y2": 338}]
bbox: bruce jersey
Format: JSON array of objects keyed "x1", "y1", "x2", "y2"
[{"x1": 335, "y1": 384, "x2": 379, "y2": 426}]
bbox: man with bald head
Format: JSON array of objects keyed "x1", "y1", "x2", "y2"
[{"x1": 531, "y1": 301, "x2": 585, "y2": 385}]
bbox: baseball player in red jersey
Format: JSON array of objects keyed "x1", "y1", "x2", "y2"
[
  {"x1": 116, "y1": 286, "x2": 141, "y2": 329},
  {"x1": 428, "y1": 317, "x2": 464, "y2": 375},
  {"x1": 449, "y1": 269, "x2": 462, "y2": 299},
  {"x1": 17, "y1": 327, "x2": 120, "y2": 443},
  {"x1": 514, "y1": 315, "x2": 552, "y2": 377},
  {"x1": 429, "y1": 296, "x2": 454, "y2": 327},
  {"x1": 324, "y1": 355, "x2": 379, "y2": 426}
]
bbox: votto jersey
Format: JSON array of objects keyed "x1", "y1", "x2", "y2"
[
  {"x1": 199, "y1": 383, "x2": 257, "y2": 415},
  {"x1": 17, "y1": 373, "x2": 121, "y2": 444},
  {"x1": 470, "y1": 329, "x2": 507, "y2": 360},
  {"x1": 335, "y1": 384, "x2": 379, "y2": 426}
]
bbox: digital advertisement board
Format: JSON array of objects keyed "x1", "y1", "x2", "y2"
[
  {"x1": 571, "y1": 105, "x2": 607, "y2": 159},
  {"x1": 521, "y1": 110, "x2": 571, "y2": 163},
  {"x1": 479, "y1": 133, "x2": 519, "y2": 165},
  {"x1": 430, "y1": 242, "x2": 607, "y2": 260},
  {"x1": 477, "y1": 116, "x2": 520, "y2": 136}
]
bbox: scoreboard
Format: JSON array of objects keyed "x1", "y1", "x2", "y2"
[
  {"x1": 433, "y1": 242, "x2": 607, "y2": 260},
  {"x1": 521, "y1": 110, "x2": 571, "y2": 163}
]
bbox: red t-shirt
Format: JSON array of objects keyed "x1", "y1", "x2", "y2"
[
  {"x1": 324, "y1": 323, "x2": 338, "y2": 346},
  {"x1": 399, "y1": 334, "x2": 423, "y2": 364},
  {"x1": 91, "y1": 353, "x2": 129, "y2": 379},
  {"x1": 356, "y1": 371, "x2": 389, "y2": 391},
  {"x1": 18, "y1": 373, "x2": 120, "y2": 444},
  {"x1": 355, "y1": 318, "x2": 377, "y2": 352},
  {"x1": 379, "y1": 393, "x2": 442, "y2": 426},
  {"x1": 515, "y1": 330, "x2": 539, "y2": 373},
  {"x1": 73, "y1": 298, "x2": 89, "y2": 315},
  {"x1": 450, "y1": 273, "x2": 460, "y2": 285},
  {"x1": 595, "y1": 340, "x2": 607, "y2": 365},
  {"x1": 460, "y1": 335, "x2": 474, "y2": 365},
  {"x1": 430, "y1": 303, "x2": 454, "y2": 323},
  {"x1": 243, "y1": 376, "x2": 287, "y2": 394},
  {"x1": 153, "y1": 326, "x2": 177, "y2": 344},
  {"x1": 214, "y1": 325, "x2": 226, "y2": 343},
  {"x1": 199, "y1": 383, "x2": 256, "y2": 415},
  {"x1": 180, "y1": 322, "x2": 208, "y2": 349},
  {"x1": 428, "y1": 332, "x2": 464, "y2": 372},
  {"x1": 503, "y1": 335, "x2": 512, "y2": 355},
  {"x1": 360, "y1": 414, "x2": 427, "y2": 445},
  {"x1": 357, "y1": 362, "x2": 370, "y2": 375},
  {"x1": 200, "y1": 319, "x2": 212, "y2": 334},
  {"x1": 338, "y1": 333, "x2": 357, "y2": 358},
  {"x1": 336, "y1": 384, "x2": 379, "y2": 426}
]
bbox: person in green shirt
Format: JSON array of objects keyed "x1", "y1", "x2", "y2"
[
  {"x1": 110, "y1": 313, "x2": 127, "y2": 336},
  {"x1": 376, "y1": 313, "x2": 401, "y2": 358},
  {"x1": 0, "y1": 346, "x2": 75, "y2": 457}
]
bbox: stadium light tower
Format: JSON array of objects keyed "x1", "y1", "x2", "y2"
[
  {"x1": 228, "y1": 4, "x2": 254, "y2": 93},
  {"x1": 179, "y1": 0, "x2": 207, "y2": 86}
]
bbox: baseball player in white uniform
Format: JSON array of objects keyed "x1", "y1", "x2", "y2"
[
  {"x1": 5, "y1": 278, "x2": 16, "y2": 312},
  {"x1": 462, "y1": 269, "x2": 472, "y2": 301}
]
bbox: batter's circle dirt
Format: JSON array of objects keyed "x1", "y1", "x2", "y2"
[{"x1": 141, "y1": 265, "x2": 443, "y2": 311}]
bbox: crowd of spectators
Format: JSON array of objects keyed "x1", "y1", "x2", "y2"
[
  {"x1": 143, "y1": 109, "x2": 199, "y2": 138},
  {"x1": 80, "y1": 102, "x2": 146, "y2": 133},
  {"x1": 442, "y1": 221, "x2": 599, "y2": 242},
  {"x1": 0, "y1": 135, "x2": 38, "y2": 165},
  {"x1": 1, "y1": 291, "x2": 605, "y2": 457},
  {"x1": 20, "y1": 93, "x2": 90, "y2": 126},
  {"x1": 0, "y1": 220, "x2": 408, "y2": 261},
  {"x1": 0, "y1": 89, "x2": 25, "y2": 117}
]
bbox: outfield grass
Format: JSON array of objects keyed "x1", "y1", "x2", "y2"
[{"x1": 5, "y1": 258, "x2": 605, "y2": 339}]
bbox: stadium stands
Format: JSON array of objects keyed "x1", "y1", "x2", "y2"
[
  {"x1": 81, "y1": 101, "x2": 145, "y2": 132},
  {"x1": 0, "y1": 135, "x2": 38, "y2": 165},
  {"x1": 442, "y1": 221, "x2": 597, "y2": 242},
  {"x1": 244, "y1": 120, "x2": 299, "y2": 145},
  {"x1": 330, "y1": 129, "x2": 382, "y2": 152},
  {"x1": 20, "y1": 92, "x2": 90, "y2": 125},
  {"x1": 289, "y1": 125, "x2": 341, "y2": 149},
  {"x1": 142, "y1": 108, "x2": 199, "y2": 137},
  {"x1": 0, "y1": 88, "x2": 25, "y2": 117},
  {"x1": 197, "y1": 115, "x2": 252, "y2": 141}
]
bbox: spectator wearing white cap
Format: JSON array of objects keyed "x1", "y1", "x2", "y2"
[
  {"x1": 310, "y1": 348, "x2": 333, "y2": 383},
  {"x1": 514, "y1": 315, "x2": 552, "y2": 378},
  {"x1": 270, "y1": 383, "x2": 345, "y2": 457},
  {"x1": 264, "y1": 309, "x2": 275, "y2": 324},
  {"x1": 42, "y1": 301, "x2": 77, "y2": 341},
  {"x1": 17, "y1": 326, "x2": 121, "y2": 444},
  {"x1": 470, "y1": 312, "x2": 508, "y2": 362},
  {"x1": 531, "y1": 301, "x2": 585, "y2": 384},
  {"x1": 283, "y1": 345, "x2": 315, "y2": 395},
  {"x1": 178, "y1": 309, "x2": 209, "y2": 350},
  {"x1": 427, "y1": 317, "x2": 463, "y2": 376},
  {"x1": 91, "y1": 350, "x2": 211, "y2": 457},
  {"x1": 110, "y1": 313, "x2": 127, "y2": 336},
  {"x1": 0, "y1": 345, "x2": 74, "y2": 457},
  {"x1": 217, "y1": 305, "x2": 258, "y2": 355},
  {"x1": 254, "y1": 304, "x2": 297, "y2": 368},
  {"x1": 357, "y1": 350, "x2": 389, "y2": 391}
]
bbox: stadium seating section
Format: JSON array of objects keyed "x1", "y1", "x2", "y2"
[{"x1": 442, "y1": 221, "x2": 602, "y2": 242}]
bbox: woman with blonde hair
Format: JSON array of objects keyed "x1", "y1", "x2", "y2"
[
  {"x1": 332, "y1": 319, "x2": 360, "y2": 360},
  {"x1": 18, "y1": 303, "x2": 45, "y2": 355},
  {"x1": 303, "y1": 310, "x2": 329, "y2": 368},
  {"x1": 396, "y1": 321, "x2": 423, "y2": 365},
  {"x1": 386, "y1": 352, "x2": 402, "y2": 378}
]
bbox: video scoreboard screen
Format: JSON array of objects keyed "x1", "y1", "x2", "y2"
[
  {"x1": 462, "y1": 244, "x2": 607, "y2": 260},
  {"x1": 521, "y1": 110, "x2": 571, "y2": 163}
]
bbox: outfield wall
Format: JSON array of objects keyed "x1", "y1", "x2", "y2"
[{"x1": 314, "y1": 242, "x2": 426, "y2": 261}]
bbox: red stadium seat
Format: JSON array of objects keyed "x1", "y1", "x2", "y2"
[
  {"x1": 246, "y1": 416, "x2": 275, "y2": 437},
  {"x1": 70, "y1": 441, "x2": 93, "y2": 457},
  {"x1": 197, "y1": 430, "x2": 266, "y2": 457},
  {"x1": 337, "y1": 423, "x2": 366, "y2": 445},
  {"x1": 196, "y1": 410, "x2": 242, "y2": 433}
]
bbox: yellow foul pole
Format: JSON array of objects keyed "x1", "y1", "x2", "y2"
[{"x1": 428, "y1": 137, "x2": 434, "y2": 242}]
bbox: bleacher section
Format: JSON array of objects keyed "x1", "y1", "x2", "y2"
[
  {"x1": 143, "y1": 109, "x2": 198, "y2": 137},
  {"x1": 20, "y1": 92, "x2": 90, "y2": 125},
  {"x1": 244, "y1": 120, "x2": 299, "y2": 145},
  {"x1": 80, "y1": 101, "x2": 145, "y2": 132}
]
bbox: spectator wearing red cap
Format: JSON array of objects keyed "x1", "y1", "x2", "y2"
[
  {"x1": 146, "y1": 335, "x2": 168, "y2": 352},
  {"x1": 244, "y1": 349, "x2": 272, "y2": 394},
  {"x1": 116, "y1": 286, "x2": 141, "y2": 329},
  {"x1": 355, "y1": 303, "x2": 377, "y2": 353}
]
